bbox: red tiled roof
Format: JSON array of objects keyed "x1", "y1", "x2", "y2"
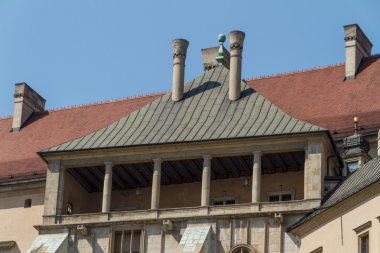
[
  {"x1": 246, "y1": 55, "x2": 380, "y2": 139},
  {"x1": 2, "y1": 55, "x2": 380, "y2": 183},
  {"x1": 0, "y1": 93, "x2": 164, "y2": 183}
]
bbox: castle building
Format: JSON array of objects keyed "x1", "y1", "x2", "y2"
[{"x1": 0, "y1": 24, "x2": 379, "y2": 253}]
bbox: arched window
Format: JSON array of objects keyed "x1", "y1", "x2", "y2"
[{"x1": 230, "y1": 245, "x2": 255, "y2": 253}]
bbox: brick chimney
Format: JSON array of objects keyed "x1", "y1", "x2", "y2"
[
  {"x1": 12, "y1": 83, "x2": 46, "y2": 131},
  {"x1": 344, "y1": 24, "x2": 372, "y2": 80}
]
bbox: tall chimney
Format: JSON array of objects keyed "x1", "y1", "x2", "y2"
[
  {"x1": 171, "y1": 39, "x2": 189, "y2": 102},
  {"x1": 228, "y1": 30, "x2": 245, "y2": 101},
  {"x1": 344, "y1": 24, "x2": 372, "y2": 80},
  {"x1": 12, "y1": 83, "x2": 46, "y2": 131}
]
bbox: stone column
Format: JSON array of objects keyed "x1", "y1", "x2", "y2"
[
  {"x1": 43, "y1": 160, "x2": 65, "y2": 218},
  {"x1": 377, "y1": 129, "x2": 380, "y2": 156},
  {"x1": 304, "y1": 141, "x2": 325, "y2": 200},
  {"x1": 201, "y1": 155, "x2": 212, "y2": 206},
  {"x1": 252, "y1": 151, "x2": 262, "y2": 203},
  {"x1": 228, "y1": 30, "x2": 245, "y2": 101},
  {"x1": 172, "y1": 39, "x2": 189, "y2": 102},
  {"x1": 102, "y1": 162, "x2": 113, "y2": 213},
  {"x1": 151, "y1": 158, "x2": 162, "y2": 209}
]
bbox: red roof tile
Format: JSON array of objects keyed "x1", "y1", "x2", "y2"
[
  {"x1": 246, "y1": 55, "x2": 380, "y2": 138},
  {"x1": 2, "y1": 55, "x2": 380, "y2": 183},
  {"x1": 0, "y1": 93, "x2": 164, "y2": 183}
]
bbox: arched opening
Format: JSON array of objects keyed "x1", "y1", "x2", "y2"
[{"x1": 230, "y1": 244, "x2": 255, "y2": 253}]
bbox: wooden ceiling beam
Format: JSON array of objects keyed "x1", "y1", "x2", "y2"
[
  {"x1": 172, "y1": 160, "x2": 194, "y2": 182},
  {"x1": 128, "y1": 164, "x2": 149, "y2": 187},
  {"x1": 163, "y1": 162, "x2": 181, "y2": 183},
  {"x1": 213, "y1": 158, "x2": 228, "y2": 178},
  {"x1": 80, "y1": 168, "x2": 103, "y2": 191},
  {"x1": 68, "y1": 169, "x2": 93, "y2": 193},
  {"x1": 221, "y1": 157, "x2": 239, "y2": 177},
  {"x1": 262, "y1": 155, "x2": 275, "y2": 174},
  {"x1": 283, "y1": 152, "x2": 299, "y2": 170},
  {"x1": 237, "y1": 156, "x2": 251, "y2": 172},
  {"x1": 272, "y1": 154, "x2": 287, "y2": 173},
  {"x1": 115, "y1": 165, "x2": 137, "y2": 189}
]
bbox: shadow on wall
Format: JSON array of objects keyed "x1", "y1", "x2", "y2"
[
  {"x1": 9, "y1": 245, "x2": 21, "y2": 253},
  {"x1": 68, "y1": 229, "x2": 109, "y2": 253}
]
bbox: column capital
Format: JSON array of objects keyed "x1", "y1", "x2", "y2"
[
  {"x1": 104, "y1": 161, "x2": 113, "y2": 167},
  {"x1": 172, "y1": 39, "x2": 189, "y2": 59},
  {"x1": 252, "y1": 151, "x2": 262, "y2": 156},
  {"x1": 153, "y1": 158, "x2": 163, "y2": 164},
  {"x1": 202, "y1": 154, "x2": 212, "y2": 160}
]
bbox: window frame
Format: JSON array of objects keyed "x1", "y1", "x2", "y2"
[
  {"x1": 230, "y1": 244, "x2": 255, "y2": 253},
  {"x1": 267, "y1": 189, "x2": 295, "y2": 202},
  {"x1": 110, "y1": 226, "x2": 144, "y2": 253},
  {"x1": 358, "y1": 231, "x2": 369, "y2": 253},
  {"x1": 212, "y1": 196, "x2": 238, "y2": 206}
]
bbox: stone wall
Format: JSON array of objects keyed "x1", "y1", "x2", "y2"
[
  {"x1": 41, "y1": 214, "x2": 303, "y2": 253},
  {"x1": 0, "y1": 185, "x2": 44, "y2": 252}
]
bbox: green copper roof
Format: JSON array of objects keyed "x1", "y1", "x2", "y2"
[{"x1": 42, "y1": 65, "x2": 325, "y2": 153}]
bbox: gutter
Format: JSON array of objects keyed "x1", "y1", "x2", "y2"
[{"x1": 0, "y1": 177, "x2": 46, "y2": 187}]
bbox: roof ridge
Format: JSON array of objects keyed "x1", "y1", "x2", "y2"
[
  {"x1": 0, "y1": 91, "x2": 167, "y2": 119},
  {"x1": 44, "y1": 91, "x2": 167, "y2": 113},
  {"x1": 0, "y1": 115, "x2": 12, "y2": 120},
  {"x1": 246, "y1": 53, "x2": 380, "y2": 82},
  {"x1": 244, "y1": 62, "x2": 344, "y2": 81}
]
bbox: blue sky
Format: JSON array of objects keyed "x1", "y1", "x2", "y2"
[{"x1": 0, "y1": 0, "x2": 379, "y2": 116}]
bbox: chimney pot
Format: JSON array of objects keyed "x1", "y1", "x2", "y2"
[
  {"x1": 344, "y1": 24, "x2": 373, "y2": 80},
  {"x1": 12, "y1": 83, "x2": 46, "y2": 131},
  {"x1": 172, "y1": 39, "x2": 189, "y2": 102},
  {"x1": 228, "y1": 30, "x2": 245, "y2": 101}
]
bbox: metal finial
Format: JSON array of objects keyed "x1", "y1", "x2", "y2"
[
  {"x1": 216, "y1": 34, "x2": 226, "y2": 64},
  {"x1": 218, "y1": 34, "x2": 226, "y2": 44},
  {"x1": 354, "y1": 116, "x2": 359, "y2": 134}
]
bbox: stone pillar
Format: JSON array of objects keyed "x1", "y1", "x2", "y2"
[
  {"x1": 43, "y1": 160, "x2": 65, "y2": 218},
  {"x1": 201, "y1": 155, "x2": 212, "y2": 206},
  {"x1": 228, "y1": 30, "x2": 245, "y2": 101},
  {"x1": 102, "y1": 162, "x2": 113, "y2": 213},
  {"x1": 172, "y1": 39, "x2": 189, "y2": 102},
  {"x1": 377, "y1": 129, "x2": 380, "y2": 156},
  {"x1": 151, "y1": 158, "x2": 162, "y2": 209},
  {"x1": 252, "y1": 151, "x2": 262, "y2": 203},
  {"x1": 304, "y1": 141, "x2": 325, "y2": 200}
]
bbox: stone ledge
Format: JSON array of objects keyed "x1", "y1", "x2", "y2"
[{"x1": 40, "y1": 199, "x2": 320, "y2": 228}]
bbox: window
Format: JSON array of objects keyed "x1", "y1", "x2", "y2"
[
  {"x1": 233, "y1": 248, "x2": 250, "y2": 253},
  {"x1": 347, "y1": 161, "x2": 359, "y2": 173},
  {"x1": 230, "y1": 245, "x2": 254, "y2": 253},
  {"x1": 113, "y1": 230, "x2": 141, "y2": 253},
  {"x1": 269, "y1": 195, "x2": 280, "y2": 202},
  {"x1": 268, "y1": 190, "x2": 295, "y2": 202},
  {"x1": 359, "y1": 232, "x2": 369, "y2": 253},
  {"x1": 212, "y1": 197, "x2": 237, "y2": 206},
  {"x1": 24, "y1": 199, "x2": 32, "y2": 208}
]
